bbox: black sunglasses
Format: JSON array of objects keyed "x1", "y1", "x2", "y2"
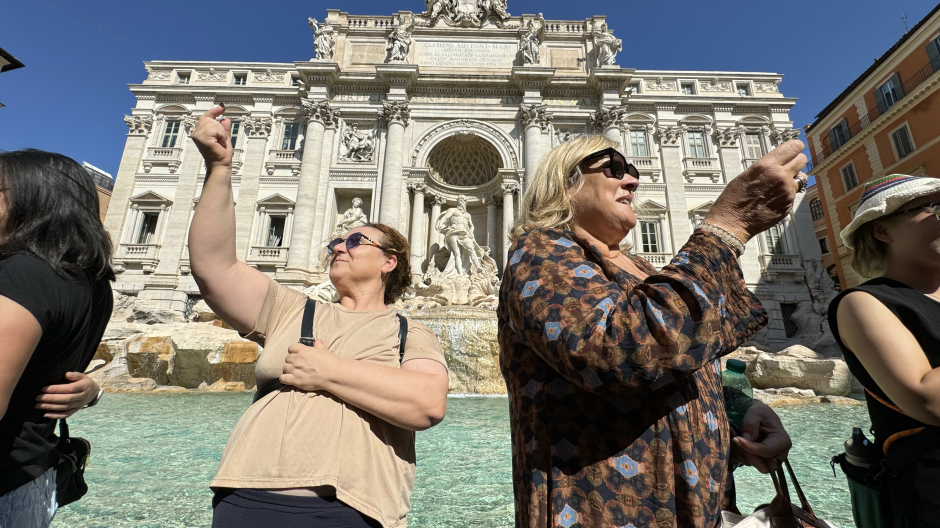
[
  {"x1": 576, "y1": 148, "x2": 639, "y2": 180},
  {"x1": 326, "y1": 232, "x2": 386, "y2": 254},
  {"x1": 891, "y1": 201, "x2": 940, "y2": 219}
]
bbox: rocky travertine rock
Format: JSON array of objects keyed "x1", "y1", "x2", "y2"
[
  {"x1": 153, "y1": 385, "x2": 188, "y2": 393},
  {"x1": 124, "y1": 335, "x2": 174, "y2": 386},
  {"x1": 208, "y1": 341, "x2": 260, "y2": 388},
  {"x1": 93, "y1": 342, "x2": 113, "y2": 364},
  {"x1": 128, "y1": 300, "x2": 185, "y2": 324},
  {"x1": 777, "y1": 345, "x2": 822, "y2": 360},
  {"x1": 188, "y1": 300, "x2": 224, "y2": 324},
  {"x1": 746, "y1": 352, "x2": 854, "y2": 396},
  {"x1": 168, "y1": 325, "x2": 240, "y2": 388},
  {"x1": 100, "y1": 377, "x2": 158, "y2": 392}
]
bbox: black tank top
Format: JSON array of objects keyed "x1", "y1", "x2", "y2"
[{"x1": 829, "y1": 277, "x2": 940, "y2": 518}]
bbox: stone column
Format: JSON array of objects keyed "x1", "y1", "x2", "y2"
[
  {"x1": 484, "y1": 196, "x2": 500, "y2": 253},
  {"x1": 234, "y1": 117, "x2": 273, "y2": 260},
  {"x1": 656, "y1": 125, "x2": 693, "y2": 246},
  {"x1": 408, "y1": 182, "x2": 427, "y2": 275},
  {"x1": 284, "y1": 99, "x2": 338, "y2": 274},
  {"x1": 378, "y1": 102, "x2": 410, "y2": 230},
  {"x1": 593, "y1": 106, "x2": 627, "y2": 149},
  {"x1": 715, "y1": 126, "x2": 745, "y2": 185},
  {"x1": 519, "y1": 105, "x2": 551, "y2": 189},
  {"x1": 501, "y1": 182, "x2": 520, "y2": 268},
  {"x1": 428, "y1": 194, "x2": 445, "y2": 251},
  {"x1": 154, "y1": 114, "x2": 204, "y2": 278},
  {"x1": 105, "y1": 115, "x2": 154, "y2": 260}
]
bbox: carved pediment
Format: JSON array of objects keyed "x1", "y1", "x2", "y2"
[
  {"x1": 256, "y1": 193, "x2": 295, "y2": 207},
  {"x1": 129, "y1": 190, "x2": 172, "y2": 205}
]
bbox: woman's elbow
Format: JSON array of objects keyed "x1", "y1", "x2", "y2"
[{"x1": 412, "y1": 393, "x2": 448, "y2": 431}]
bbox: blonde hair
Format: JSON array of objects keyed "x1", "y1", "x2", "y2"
[
  {"x1": 849, "y1": 222, "x2": 888, "y2": 279},
  {"x1": 511, "y1": 134, "x2": 622, "y2": 241}
]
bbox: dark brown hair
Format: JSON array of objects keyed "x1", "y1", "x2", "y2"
[{"x1": 365, "y1": 223, "x2": 411, "y2": 305}]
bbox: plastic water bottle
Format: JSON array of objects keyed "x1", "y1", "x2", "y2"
[{"x1": 722, "y1": 358, "x2": 753, "y2": 429}]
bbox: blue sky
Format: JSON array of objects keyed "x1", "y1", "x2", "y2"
[{"x1": 1, "y1": 0, "x2": 937, "y2": 176}]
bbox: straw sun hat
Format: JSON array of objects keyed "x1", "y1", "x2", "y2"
[{"x1": 841, "y1": 174, "x2": 940, "y2": 249}]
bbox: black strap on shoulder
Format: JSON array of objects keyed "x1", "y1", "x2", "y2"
[
  {"x1": 397, "y1": 314, "x2": 408, "y2": 362},
  {"x1": 299, "y1": 298, "x2": 317, "y2": 346}
]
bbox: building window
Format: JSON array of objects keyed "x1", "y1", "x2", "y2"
[
  {"x1": 818, "y1": 237, "x2": 830, "y2": 254},
  {"x1": 763, "y1": 223, "x2": 787, "y2": 254},
  {"x1": 681, "y1": 83, "x2": 695, "y2": 95},
  {"x1": 265, "y1": 215, "x2": 286, "y2": 247},
  {"x1": 687, "y1": 131, "x2": 707, "y2": 158},
  {"x1": 830, "y1": 123, "x2": 848, "y2": 150},
  {"x1": 879, "y1": 77, "x2": 901, "y2": 109},
  {"x1": 281, "y1": 122, "x2": 300, "y2": 150},
  {"x1": 927, "y1": 36, "x2": 940, "y2": 72},
  {"x1": 625, "y1": 83, "x2": 640, "y2": 95},
  {"x1": 230, "y1": 122, "x2": 241, "y2": 149},
  {"x1": 233, "y1": 73, "x2": 247, "y2": 85},
  {"x1": 135, "y1": 212, "x2": 160, "y2": 244},
  {"x1": 177, "y1": 72, "x2": 190, "y2": 84},
  {"x1": 841, "y1": 163, "x2": 859, "y2": 190},
  {"x1": 810, "y1": 198, "x2": 824, "y2": 220},
  {"x1": 744, "y1": 133, "x2": 764, "y2": 160},
  {"x1": 892, "y1": 125, "x2": 915, "y2": 159},
  {"x1": 629, "y1": 129, "x2": 648, "y2": 157},
  {"x1": 161, "y1": 121, "x2": 180, "y2": 148},
  {"x1": 639, "y1": 221, "x2": 661, "y2": 253},
  {"x1": 780, "y1": 303, "x2": 799, "y2": 338},
  {"x1": 291, "y1": 75, "x2": 303, "y2": 87},
  {"x1": 736, "y1": 83, "x2": 751, "y2": 96}
]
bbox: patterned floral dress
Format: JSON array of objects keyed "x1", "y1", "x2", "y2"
[{"x1": 497, "y1": 228, "x2": 767, "y2": 528}]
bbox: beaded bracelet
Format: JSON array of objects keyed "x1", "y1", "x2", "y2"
[{"x1": 698, "y1": 221, "x2": 746, "y2": 257}]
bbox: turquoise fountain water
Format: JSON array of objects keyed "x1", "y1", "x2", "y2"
[{"x1": 52, "y1": 394, "x2": 866, "y2": 528}]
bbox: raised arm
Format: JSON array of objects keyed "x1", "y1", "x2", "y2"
[
  {"x1": 500, "y1": 228, "x2": 766, "y2": 396},
  {"x1": 189, "y1": 106, "x2": 269, "y2": 334},
  {"x1": 837, "y1": 291, "x2": 940, "y2": 426}
]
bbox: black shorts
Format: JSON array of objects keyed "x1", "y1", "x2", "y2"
[{"x1": 212, "y1": 489, "x2": 383, "y2": 528}]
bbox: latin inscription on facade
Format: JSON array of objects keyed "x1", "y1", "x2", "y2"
[{"x1": 414, "y1": 40, "x2": 517, "y2": 68}]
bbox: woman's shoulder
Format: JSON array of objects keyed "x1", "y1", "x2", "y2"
[{"x1": 511, "y1": 227, "x2": 580, "y2": 253}]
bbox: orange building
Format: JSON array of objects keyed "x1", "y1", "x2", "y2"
[
  {"x1": 805, "y1": 184, "x2": 838, "y2": 289},
  {"x1": 83, "y1": 162, "x2": 114, "y2": 223},
  {"x1": 805, "y1": 4, "x2": 940, "y2": 289}
]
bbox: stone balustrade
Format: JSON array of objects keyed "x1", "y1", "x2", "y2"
[
  {"x1": 117, "y1": 243, "x2": 161, "y2": 272},
  {"x1": 142, "y1": 147, "x2": 182, "y2": 173},
  {"x1": 264, "y1": 149, "x2": 303, "y2": 175}
]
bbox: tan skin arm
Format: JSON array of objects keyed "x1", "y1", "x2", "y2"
[
  {"x1": 837, "y1": 291, "x2": 940, "y2": 426},
  {"x1": 188, "y1": 106, "x2": 270, "y2": 334},
  {"x1": 0, "y1": 295, "x2": 42, "y2": 419},
  {"x1": 281, "y1": 340, "x2": 449, "y2": 431}
]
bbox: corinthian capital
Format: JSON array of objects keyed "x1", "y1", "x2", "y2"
[
  {"x1": 655, "y1": 125, "x2": 685, "y2": 146},
  {"x1": 182, "y1": 115, "x2": 199, "y2": 135},
  {"x1": 243, "y1": 116, "x2": 274, "y2": 137},
  {"x1": 771, "y1": 128, "x2": 801, "y2": 145},
  {"x1": 408, "y1": 182, "x2": 427, "y2": 194},
  {"x1": 715, "y1": 126, "x2": 743, "y2": 147},
  {"x1": 124, "y1": 114, "x2": 153, "y2": 135},
  {"x1": 592, "y1": 106, "x2": 626, "y2": 132},
  {"x1": 501, "y1": 181, "x2": 520, "y2": 195},
  {"x1": 519, "y1": 104, "x2": 552, "y2": 130},
  {"x1": 301, "y1": 99, "x2": 339, "y2": 127},
  {"x1": 379, "y1": 101, "x2": 410, "y2": 126}
]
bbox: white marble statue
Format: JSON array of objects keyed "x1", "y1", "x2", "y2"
[
  {"x1": 479, "y1": 0, "x2": 510, "y2": 26},
  {"x1": 593, "y1": 22, "x2": 622, "y2": 67},
  {"x1": 386, "y1": 16, "x2": 415, "y2": 62},
  {"x1": 331, "y1": 197, "x2": 369, "y2": 237},
  {"x1": 424, "y1": 0, "x2": 452, "y2": 21},
  {"x1": 341, "y1": 124, "x2": 375, "y2": 162},
  {"x1": 519, "y1": 15, "x2": 544, "y2": 65},
  {"x1": 436, "y1": 197, "x2": 485, "y2": 275},
  {"x1": 308, "y1": 18, "x2": 335, "y2": 61}
]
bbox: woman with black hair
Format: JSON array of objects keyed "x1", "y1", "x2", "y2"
[{"x1": 0, "y1": 150, "x2": 114, "y2": 527}]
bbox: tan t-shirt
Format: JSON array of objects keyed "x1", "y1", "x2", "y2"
[{"x1": 211, "y1": 278, "x2": 448, "y2": 528}]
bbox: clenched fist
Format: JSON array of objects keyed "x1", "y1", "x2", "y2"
[
  {"x1": 705, "y1": 139, "x2": 807, "y2": 242},
  {"x1": 191, "y1": 106, "x2": 233, "y2": 169}
]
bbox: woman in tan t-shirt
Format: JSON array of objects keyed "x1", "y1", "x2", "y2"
[{"x1": 188, "y1": 106, "x2": 450, "y2": 528}]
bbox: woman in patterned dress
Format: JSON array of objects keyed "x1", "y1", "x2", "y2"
[{"x1": 498, "y1": 134, "x2": 806, "y2": 528}]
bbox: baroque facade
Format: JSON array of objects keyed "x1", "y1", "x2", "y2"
[{"x1": 105, "y1": 2, "x2": 822, "y2": 348}]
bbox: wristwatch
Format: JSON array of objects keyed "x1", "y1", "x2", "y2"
[{"x1": 83, "y1": 387, "x2": 104, "y2": 409}]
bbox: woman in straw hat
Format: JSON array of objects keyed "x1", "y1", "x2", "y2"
[{"x1": 829, "y1": 175, "x2": 940, "y2": 527}]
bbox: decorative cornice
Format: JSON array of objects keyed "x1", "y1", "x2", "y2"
[
  {"x1": 253, "y1": 94, "x2": 275, "y2": 104},
  {"x1": 302, "y1": 99, "x2": 340, "y2": 126},
  {"x1": 124, "y1": 114, "x2": 153, "y2": 135},
  {"x1": 518, "y1": 104, "x2": 552, "y2": 130},
  {"x1": 379, "y1": 101, "x2": 410, "y2": 126},
  {"x1": 243, "y1": 116, "x2": 273, "y2": 137},
  {"x1": 712, "y1": 103, "x2": 735, "y2": 113}
]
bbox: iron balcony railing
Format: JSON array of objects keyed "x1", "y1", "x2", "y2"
[
  {"x1": 91, "y1": 172, "x2": 114, "y2": 191},
  {"x1": 812, "y1": 61, "x2": 937, "y2": 168}
]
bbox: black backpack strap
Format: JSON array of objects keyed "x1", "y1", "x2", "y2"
[
  {"x1": 397, "y1": 314, "x2": 408, "y2": 363},
  {"x1": 253, "y1": 299, "x2": 317, "y2": 403},
  {"x1": 876, "y1": 427, "x2": 940, "y2": 481}
]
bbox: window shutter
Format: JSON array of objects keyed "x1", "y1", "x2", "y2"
[
  {"x1": 827, "y1": 128, "x2": 838, "y2": 153},
  {"x1": 873, "y1": 86, "x2": 887, "y2": 114},
  {"x1": 928, "y1": 38, "x2": 940, "y2": 73},
  {"x1": 891, "y1": 72, "x2": 905, "y2": 99},
  {"x1": 840, "y1": 117, "x2": 851, "y2": 141}
]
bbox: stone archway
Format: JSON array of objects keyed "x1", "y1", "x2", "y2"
[{"x1": 426, "y1": 133, "x2": 503, "y2": 187}]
